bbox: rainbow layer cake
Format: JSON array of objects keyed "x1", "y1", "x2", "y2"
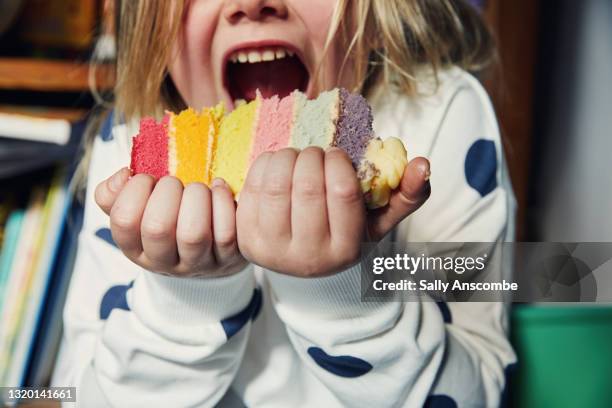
[{"x1": 130, "y1": 88, "x2": 408, "y2": 209}]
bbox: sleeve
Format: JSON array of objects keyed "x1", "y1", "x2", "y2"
[
  {"x1": 264, "y1": 77, "x2": 517, "y2": 408},
  {"x1": 51, "y1": 128, "x2": 257, "y2": 408}
]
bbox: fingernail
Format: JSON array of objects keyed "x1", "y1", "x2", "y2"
[
  {"x1": 326, "y1": 146, "x2": 342, "y2": 153},
  {"x1": 212, "y1": 178, "x2": 225, "y2": 188},
  {"x1": 110, "y1": 168, "x2": 126, "y2": 192},
  {"x1": 417, "y1": 161, "x2": 431, "y2": 181}
]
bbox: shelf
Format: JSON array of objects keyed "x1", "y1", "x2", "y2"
[
  {"x1": 0, "y1": 105, "x2": 86, "y2": 122},
  {"x1": 0, "y1": 58, "x2": 114, "y2": 92}
]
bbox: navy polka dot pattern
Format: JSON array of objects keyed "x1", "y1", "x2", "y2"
[
  {"x1": 501, "y1": 362, "x2": 518, "y2": 408},
  {"x1": 251, "y1": 288, "x2": 263, "y2": 322},
  {"x1": 464, "y1": 139, "x2": 498, "y2": 197},
  {"x1": 307, "y1": 347, "x2": 373, "y2": 378},
  {"x1": 221, "y1": 287, "x2": 262, "y2": 339},
  {"x1": 423, "y1": 395, "x2": 458, "y2": 408},
  {"x1": 436, "y1": 301, "x2": 452, "y2": 324},
  {"x1": 100, "y1": 281, "x2": 134, "y2": 320},
  {"x1": 95, "y1": 227, "x2": 117, "y2": 248},
  {"x1": 100, "y1": 110, "x2": 115, "y2": 142}
]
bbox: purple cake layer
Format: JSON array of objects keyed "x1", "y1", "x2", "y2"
[{"x1": 334, "y1": 88, "x2": 374, "y2": 168}]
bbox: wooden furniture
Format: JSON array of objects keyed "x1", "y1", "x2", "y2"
[
  {"x1": 483, "y1": 0, "x2": 540, "y2": 240},
  {"x1": 0, "y1": 58, "x2": 114, "y2": 92}
]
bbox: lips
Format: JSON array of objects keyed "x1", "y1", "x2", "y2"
[{"x1": 224, "y1": 44, "x2": 309, "y2": 105}]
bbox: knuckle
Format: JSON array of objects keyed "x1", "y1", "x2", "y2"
[
  {"x1": 243, "y1": 177, "x2": 263, "y2": 194},
  {"x1": 278, "y1": 147, "x2": 299, "y2": 157},
  {"x1": 178, "y1": 228, "x2": 212, "y2": 247},
  {"x1": 326, "y1": 147, "x2": 350, "y2": 162},
  {"x1": 215, "y1": 231, "x2": 237, "y2": 248},
  {"x1": 141, "y1": 219, "x2": 173, "y2": 240},
  {"x1": 302, "y1": 146, "x2": 324, "y2": 156},
  {"x1": 133, "y1": 173, "x2": 156, "y2": 186},
  {"x1": 110, "y1": 210, "x2": 137, "y2": 232},
  {"x1": 94, "y1": 182, "x2": 108, "y2": 206},
  {"x1": 184, "y1": 181, "x2": 209, "y2": 194},
  {"x1": 159, "y1": 175, "x2": 183, "y2": 187},
  {"x1": 293, "y1": 178, "x2": 324, "y2": 199},
  {"x1": 263, "y1": 177, "x2": 289, "y2": 198},
  {"x1": 253, "y1": 151, "x2": 272, "y2": 165},
  {"x1": 329, "y1": 180, "x2": 361, "y2": 203}
]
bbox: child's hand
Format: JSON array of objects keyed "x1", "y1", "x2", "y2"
[
  {"x1": 94, "y1": 168, "x2": 247, "y2": 278},
  {"x1": 236, "y1": 147, "x2": 430, "y2": 277}
]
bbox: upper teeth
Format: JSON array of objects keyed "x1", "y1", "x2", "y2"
[{"x1": 229, "y1": 47, "x2": 295, "y2": 64}]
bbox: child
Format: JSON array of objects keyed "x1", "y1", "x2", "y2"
[{"x1": 52, "y1": 0, "x2": 517, "y2": 406}]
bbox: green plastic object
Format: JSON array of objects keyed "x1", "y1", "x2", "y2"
[{"x1": 511, "y1": 305, "x2": 612, "y2": 408}]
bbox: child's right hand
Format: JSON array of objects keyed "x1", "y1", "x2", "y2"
[{"x1": 94, "y1": 167, "x2": 247, "y2": 278}]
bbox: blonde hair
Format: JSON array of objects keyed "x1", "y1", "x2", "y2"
[{"x1": 115, "y1": 0, "x2": 495, "y2": 118}]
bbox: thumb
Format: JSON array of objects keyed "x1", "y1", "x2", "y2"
[
  {"x1": 367, "y1": 157, "x2": 431, "y2": 241},
  {"x1": 94, "y1": 167, "x2": 131, "y2": 216}
]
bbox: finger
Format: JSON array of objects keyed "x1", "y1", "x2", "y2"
[
  {"x1": 140, "y1": 176, "x2": 183, "y2": 269},
  {"x1": 258, "y1": 148, "x2": 297, "y2": 240},
  {"x1": 95, "y1": 167, "x2": 130, "y2": 216},
  {"x1": 109, "y1": 173, "x2": 155, "y2": 260},
  {"x1": 291, "y1": 147, "x2": 329, "y2": 246},
  {"x1": 367, "y1": 157, "x2": 431, "y2": 241},
  {"x1": 237, "y1": 152, "x2": 271, "y2": 247},
  {"x1": 211, "y1": 178, "x2": 238, "y2": 264},
  {"x1": 325, "y1": 148, "x2": 366, "y2": 247},
  {"x1": 176, "y1": 182, "x2": 213, "y2": 270}
]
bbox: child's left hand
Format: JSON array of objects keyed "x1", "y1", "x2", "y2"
[{"x1": 237, "y1": 147, "x2": 431, "y2": 277}]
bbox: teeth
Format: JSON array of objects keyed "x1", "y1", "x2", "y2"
[
  {"x1": 237, "y1": 52, "x2": 248, "y2": 63},
  {"x1": 229, "y1": 47, "x2": 296, "y2": 65},
  {"x1": 275, "y1": 48, "x2": 286, "y2": 59},
  {"x1": 247, "y1": 50, "x2": 262, "y2": 63},
  {"x1": 262, "y1": 49, "x2": 275, "y2": 61}
]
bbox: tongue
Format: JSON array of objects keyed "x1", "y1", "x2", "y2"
[{"x1": 228, "y1": 56, "x2": 308, "y2": 102}]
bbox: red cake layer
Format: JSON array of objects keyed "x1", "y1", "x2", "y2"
[{"x1": 130, "y1": 115, "x2": 170, "y2": 180}]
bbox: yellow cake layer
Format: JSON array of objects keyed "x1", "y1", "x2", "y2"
[
  {"x1": 169, "y1": 105, "x2": 224, "y2": 185},
  {"x1": 171, "y1": 108, "x2": 211, "y2": 185},
  {"x1": 212, "y1": 98, "x2": 260, "y2": 194}
]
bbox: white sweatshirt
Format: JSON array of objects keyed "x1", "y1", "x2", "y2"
[{"x1": 52, "y1": 67, "x2": 517, "y2": 408}]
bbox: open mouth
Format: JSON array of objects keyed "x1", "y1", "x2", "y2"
[{"x1": 224, "y1": 45, "x2": 309, "y2": 105}]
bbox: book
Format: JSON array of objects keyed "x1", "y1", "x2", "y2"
[
  {"x1": 0, "y1": 209, "x2": 25, "y2": 314},
  {"x1": 0, "y1": 185, "x2": 46, "y2": 385},
  {"x1": 0, "y1": 112, "x2": 71, "y2": 145},
  {"x1": 0, "y1": 115, "x2": 85, "y2": 180},
  {"x1": 5, "y1": 166, "x2": 71, "y2": 387},
  {"x1": 25, "y1": 193, "x2": 84, "y2": 387}
]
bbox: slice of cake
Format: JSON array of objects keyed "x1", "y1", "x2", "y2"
[
  {"x1": 170, "y1": 108, "x2": 214, "y2": 185},
  {"x1": 290, "y1": 89, "x2": 339, "y2": 149},
  {"x1": 129, "y1": 88, "x2": 408, "y2": 209},
  {"x1": 130, "y1": 115, "x2": 170, "y2": 180},
  {"x1": 211, "y1": 96, "x2": 261, "y2": 194}
]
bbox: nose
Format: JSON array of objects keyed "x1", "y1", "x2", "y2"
[{"x1": 223, "y1": 0, "x2": 288, "y2": 23}]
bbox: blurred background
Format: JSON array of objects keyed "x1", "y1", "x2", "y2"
[{"x1": 0, "y1": 0, "x2": 610, "y2": 407}]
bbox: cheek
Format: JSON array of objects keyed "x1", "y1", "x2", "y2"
[
  {"x1": 168, "y1": 1, "x2": 219, "y2": 107},
  {"x1": 292, "y1": 0, "x2": 349, "y2": 88},
  {"x1": 293, "y1": 0, "x2": 336, "y2": 47}
]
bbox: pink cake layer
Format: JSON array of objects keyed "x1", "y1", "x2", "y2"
[{"x1": 249, "y1": 93, "x2": 294, "y2": 165}]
